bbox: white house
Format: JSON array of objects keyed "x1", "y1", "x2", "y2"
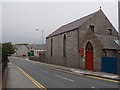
[{"x1": 14, "y1": 45, "x2": 29, "y2": 56}]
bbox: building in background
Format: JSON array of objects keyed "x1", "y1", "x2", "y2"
[
  {"x1": 27, "y1": 44, "x2": 46, "y2": 62},
  {"x1": 14, "y1": 44, "x2": 46, "y2": 57},
  {"x1": 27, "y1": 44, "x2": 46, "y2": 56},
  {"x1": 46, "y1": 9, "x2": 119, "y2": 74},
  {"x1": 14, "y1": 45, "x2": 29, "y2": 56}
]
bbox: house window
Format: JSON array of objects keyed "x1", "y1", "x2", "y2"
[
  {"x1": 63, "y1": 34, "x2": 66, "y2": 57},
  {"x1": 51, "y1": 38, "x2": 53, "y2": 56},
  {"x1": 108, "y1": 29, "x2": 112, "y2": 35},
  {"x1": 89, "y1": 25, "x2": 94, "y2": 32}
]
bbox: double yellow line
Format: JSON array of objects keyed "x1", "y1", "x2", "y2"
[
  {"x1": 40, "y1": 64, "x2": 120, "y2": 83},
  {"x1": 17, "y1": 67, "x2": 47, "y2": 90}
]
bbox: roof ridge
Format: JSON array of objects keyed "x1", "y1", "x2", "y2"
[
  {"x1": 63, "y1": 10, "x2": 99, "y2": 27},
  {"x1": 47, "y1": 9, "x2": 101, "y2": 38}
]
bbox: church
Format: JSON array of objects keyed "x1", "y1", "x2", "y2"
[{"x1": 46, "y1": 9, "x2": 119, "y2": 74}]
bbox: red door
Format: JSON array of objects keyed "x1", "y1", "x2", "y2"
[
  {"x1": 85, "y1": 42, "x2": 94, "y2": 71},
  {"x1": 86, "y1": 51, "x2": 94, "y2": 71}
]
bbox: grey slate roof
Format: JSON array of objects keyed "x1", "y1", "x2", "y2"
[
  {"x1": 14, "y1": 45, "x2": 29, "y2": 51},
  {"x1": 33, "y1": 44, "x2": 46, "y2": 50},
  {"x1": 26, "y1": 44, "x2": 34, "y2": 49},
  {"x1": 95, "y1": 34, "x2": 119, "y2": 49},
  {"x1": 14, "y1": 45, "x2": 21, "y2": 49},
  {"x1": 27, "y1": 44, "x2": 46, "y2": 50},
  {"x1": 47, "y1": 10, "x2": 99, "y2": 38},
  {"x1": 15, "y1": 45, "x2": 26, "y2": 49}
]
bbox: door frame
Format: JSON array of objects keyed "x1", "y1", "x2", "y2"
[{"x1": 85, "y1": 41, "x2": 94, "y2": 71}]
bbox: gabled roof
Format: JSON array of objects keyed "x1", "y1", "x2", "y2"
[
  {"x1": 26, "y1": 44, "x2": 46, "y2": 50},
  {"x1": 95, "y1": 34, "x2": 119, "y2": 50},
  {"x1": 33, "y1": 44, "x2": 46, "y2": 50},
  {"x1": 26, "y1": 44, "x2": 34, "y2": 49},
  {"x1": 47, "y1": 10, "x2": 101, "y2": 38},
  {"x1": 14, "y1": 45, "x2": 21, "y2": 49},
  {"x1": 14, "y1": 44, "x2": 28, "y2": 50}
]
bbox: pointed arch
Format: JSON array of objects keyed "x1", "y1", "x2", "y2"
[
  {"x1": 85, "y1": 41, "x2": 94, "y2": 71},
  {"x1": 86, "y1": 41, "x2": 93, "y2": 51}
]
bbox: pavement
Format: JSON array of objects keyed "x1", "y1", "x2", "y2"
[
  {"x1": 2, "y1": 67, "x2": 7, "y2": 89},
  {"x1": 4, "y1": 56, "x2": 120, "y2": 89},
  {"x1": 5, "y1": 62, "x2": 38, "y2": 88}
]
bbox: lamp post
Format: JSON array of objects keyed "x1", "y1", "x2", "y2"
[
  {"x1": 36, "y1": 28, "x2": 44, "y2": 45},
  {"x1": 35, "y1": 28, "x2": 44, "y2": 62}
]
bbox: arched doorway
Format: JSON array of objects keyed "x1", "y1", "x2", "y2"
[{"x1": 85, "y1": 42, "x2": 94, "y2": 71}]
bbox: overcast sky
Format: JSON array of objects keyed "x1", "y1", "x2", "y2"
[{"x1": 2, "y1": 2, "x2": 118, "y2": 44}]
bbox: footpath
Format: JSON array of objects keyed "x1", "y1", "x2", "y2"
[{"x1": 3, "y1": 62, "x2": 38, "y2": 89}]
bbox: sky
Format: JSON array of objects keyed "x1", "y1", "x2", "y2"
[{"x1": 2, "y1": 1, "x2": 118, "y2": 44}]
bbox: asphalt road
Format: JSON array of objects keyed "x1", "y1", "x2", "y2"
[{"x1": 9, "y1": 57, "x2": 119, "y2": 89}]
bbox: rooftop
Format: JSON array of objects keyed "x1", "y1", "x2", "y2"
[{"x1": 47, "y1": 9, "x2": 102, "y2": 38}]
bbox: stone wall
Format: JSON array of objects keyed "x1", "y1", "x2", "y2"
[
  {"x1": 46, "y1": 29, "x2": 79, "y2": 68},
  {"x1": 46, "y1": 10, "x2": 118, "y2": 72}
]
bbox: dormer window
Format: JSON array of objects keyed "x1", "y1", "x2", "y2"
[
  {"x1": 89, "y1": 25, "x2": 94, "y2": 32},
  {"x1": 108, "y1": 29, "x2": 112, "y2": 35}
]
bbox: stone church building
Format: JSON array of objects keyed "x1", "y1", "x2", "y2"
[{"x1": 46, "y1": 9, "x2": 119, "y2": 73}]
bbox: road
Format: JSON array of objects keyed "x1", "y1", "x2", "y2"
[{"x1": 9, "y1": 57, "x2": 119, "y2": 89}]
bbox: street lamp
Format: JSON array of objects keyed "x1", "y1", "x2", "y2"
[
  {"x1": 36, "y1": 28, "x2": 44, "y2": 45},
  {"x1": 36, "y1": 28, "x2": 44, "y2": 44}
]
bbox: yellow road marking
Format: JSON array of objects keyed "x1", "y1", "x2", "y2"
[
  {"x1": 17, "y1": 66, "x2": 47, "y2": 90},
  {"x1": 25, "y1": 59, "x2": 120, "y2": 83},
  {"x1": 40, "y1": 64, "x2": 120, "y2": 83},
  {"x1": 86, "y1": 75, "x2": 119, "y2": 83}
]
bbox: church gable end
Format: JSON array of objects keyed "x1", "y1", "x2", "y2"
[{"x1": 92, "y1": 10, "x2": 118, "y2": 36}]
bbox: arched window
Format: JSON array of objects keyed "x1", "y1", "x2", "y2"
[
  {"x1": 51, "y1": 38, "x2": 53, "y2": 56},
  {"x1": 86, "y1": 42, "x2": 93, "y2": 51},
  {"x1": 63, "y1": 34, "x2": 66, "y2": 57}
]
